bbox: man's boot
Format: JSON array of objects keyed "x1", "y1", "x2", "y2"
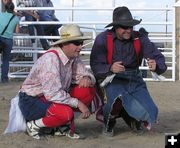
[
  {"x1": 103, "y1": 97, "x2": 123, "y2": 137},
  {"x1": 120, "y1": 108, "x2": 144, "y2": 133}
]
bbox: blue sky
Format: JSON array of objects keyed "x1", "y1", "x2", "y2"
[
  {"x1": 51, "y1": 0, "x2": 175, "y2": 32},
  {"x1": 52, "y1": 0, "x2": 174, "y2": 20}
]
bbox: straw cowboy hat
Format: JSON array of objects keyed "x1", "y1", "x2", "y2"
[
  {"x1": 51, "y1": 24, "x2": 91, "y2": 46},
  {"x1": 105, "y1": 6, "x2": 142, "y2": 28}
]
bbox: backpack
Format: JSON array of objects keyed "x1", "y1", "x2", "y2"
[{"x1": 107, "y1": 30, "x2": 142, "y2": 65}]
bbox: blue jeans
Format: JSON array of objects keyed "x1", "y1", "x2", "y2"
[
  {"x1": 24, "y1": 13, "x2": 49, "y2": 49},
  {"x1": 19, "y1": 92, "x2": 52, "y2": 121},
  {"x1": 0, "y1": 37, "x2": 12, "y2": 81},
  {"x1": 103, "y1": 69, "x2": 158, "y2": 124},
  {"x1": 39, "y1": 14, "x2": 61, "y2": 41}
]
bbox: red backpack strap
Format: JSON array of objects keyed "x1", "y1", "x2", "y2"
[
  {"x1": 107, "y1": 31, "x2": 113, "y2": 64},
  {"x1": 44, "y1": 50, "x2": 60, "y2": 60},
  {"x1": 133, "y1": 31, "x2": 141, "y2": 65}
]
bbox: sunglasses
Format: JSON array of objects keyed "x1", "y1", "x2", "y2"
[
  {"x1": 116, "y1": 25, "x2": 133, "y2": 30},
  {"x1": 121, "y1": 26, "x2": 133, "y2": 30},
  {"x1": 69, "y1": 41, "x2": 84, "y2": 46}
]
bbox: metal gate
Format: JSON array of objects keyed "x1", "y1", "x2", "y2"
[{"x1": 0, "y1": 5, "x2": 176, "y2": 81}]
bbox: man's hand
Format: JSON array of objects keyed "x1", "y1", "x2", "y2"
[
  {"x1": 147, "y1": 58, "x2": 156, "y2": 71},
  {"x1": 77, "y1": 101, "x2": 91, "y2": 119},
  {"x1": 25, "y1": 11, "x2": 39, "y2": 20},
  {"x1": 32, "y1": 11, "x2": 40, "y2": 20},
  {"x1": 79, "y1": 76, "x2": 92, "y2": 88},
  {"x1": 110, "y1": 61, "x2": 125, "y2": 73}
]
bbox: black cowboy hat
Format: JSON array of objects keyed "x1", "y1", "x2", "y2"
[{"x1": 105, "y1": 6, "x2": 142, "y2": 28}]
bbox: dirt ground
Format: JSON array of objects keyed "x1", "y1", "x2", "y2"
[{"x1": 0, "y1": 80, "x2": 180, "y2": 148}]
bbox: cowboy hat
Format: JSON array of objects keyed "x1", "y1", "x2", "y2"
[
  {"x1": 51, "y1": 24, "x2": 91, "y2": 46},
  {"x1": 105, "y1": 6, "x2": 142, "y2": 28}
]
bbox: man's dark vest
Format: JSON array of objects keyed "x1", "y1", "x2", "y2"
[{"x1": 107, "y1": 31, "x2": 142, "y2": 65}]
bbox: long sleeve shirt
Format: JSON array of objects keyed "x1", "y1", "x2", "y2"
[
  {"x1": 34, "y1": 0, "x2": 56, "y2": 20},
  {"x1": 16, "y1": 0, "x2": 35, "y2": 7},
  {"x1": 20, "y1": 47, "x2": 96, "y2": 108},
  {"x1": 90, "y1": 29, "x2": 167, "y2": 79}
]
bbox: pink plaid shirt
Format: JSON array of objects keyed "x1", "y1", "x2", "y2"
[{"x1": 20, "y1": 47, "x2": 96, "y2": 108}]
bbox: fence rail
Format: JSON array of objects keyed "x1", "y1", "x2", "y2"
[{"x1": 0, "y1": 6, "x2": 176, "y2": 81}]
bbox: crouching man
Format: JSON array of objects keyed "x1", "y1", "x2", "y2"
[
  {"x1": 19, "y1": 24, "x2": 96, "y2": 139},
  {"x1": 90, "y1": 6, "x2": 167, "y2": 137}
]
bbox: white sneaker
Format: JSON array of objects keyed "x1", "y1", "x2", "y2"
[
  {"x1": 54, "y1": 125, "x2": 86, "y2": 139},
  {"x1": 26, "y1": 121, "x2": 40, "y2": 140}
]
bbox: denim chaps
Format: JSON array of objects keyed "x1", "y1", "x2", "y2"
[{"x1": 103, "y1": 69, "x2": 158, "y2": 125}]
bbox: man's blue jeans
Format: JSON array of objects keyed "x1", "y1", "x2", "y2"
[
  {"x1": 103, "y1": 69, "x2": 158, "y2": 125},
  {"x1": 19, "y1": 92, "x2": 52, "y2": 121},
  {"x1": 0, "y1": 37, "x2": 13, "y2": 81},
  {"x1": 24, "y1": 13, "x2": 49, "y2": 49},
  {"x1": 39, "y1": 14, "x2": 61, "y2": 41}
]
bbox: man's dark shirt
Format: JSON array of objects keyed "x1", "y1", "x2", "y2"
[{"x1": 90, "y1": 29, "x2": 167, "y2": 79}]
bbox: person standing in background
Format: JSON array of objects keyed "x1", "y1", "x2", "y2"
[
  {"x1": 34, "y1": 0, "x2": 61, "y2": 42},
  {"x1": 0, "y1": 1, "x2": 20, "y2": 83},
  {"x1": 16, "y1": 0, "x2": 50, "y2": 50}
]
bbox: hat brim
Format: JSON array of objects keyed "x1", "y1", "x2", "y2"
[
  {"x1": 51, "y1": 36, "x2": 92, "y2": 46},
  {"x1": 105, "y1": 19, "x2": 142, "y2": 28}
]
